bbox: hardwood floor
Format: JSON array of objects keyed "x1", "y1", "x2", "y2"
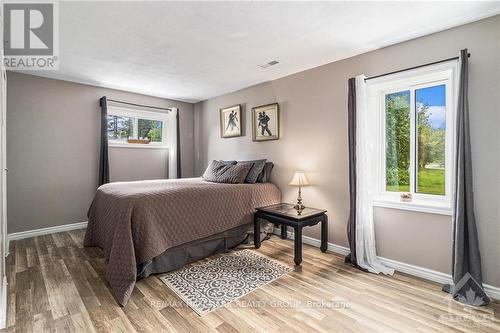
[{"x1": 2, "y1": 229, "x2": 499, "y2": 333}]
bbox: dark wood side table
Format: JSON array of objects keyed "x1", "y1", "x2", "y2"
[{"x1": 254, "y1": 203, "x2": 328, "y2": 265}]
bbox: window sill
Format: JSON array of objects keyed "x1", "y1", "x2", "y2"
[
  {"x1": 373, "y1": 197, "x2": 452, "y2": 216},
  {"x1": 109, "y1": 143, "x2": 169, "y2": 149}
]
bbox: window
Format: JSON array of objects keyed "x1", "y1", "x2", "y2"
[
  {"x1": 107, "y1": 115, "x2": 133, "y2": 142},
  {"x1": 369, "y1": 62, "x2": 457, "y2": 214},
  {"x1": 385, "y1": 90, "x2": 411, "y2": 193},
  {"x1": 416, "y1": 85, "x2": 446, "y2": 196},
  {"x1": 138, "y1": 119, "x2": 163, "y2": 142},
  {"x1": 107, "y1": 106, "x2": 169, "y2": 147}
]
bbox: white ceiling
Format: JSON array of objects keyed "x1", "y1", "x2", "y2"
[{"x1": 24, "y1": 1, "x2": 500, "y2": 103}]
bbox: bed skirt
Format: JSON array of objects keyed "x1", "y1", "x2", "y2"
[{"x1": 137, "y1": 220, "x2": 275, "y2": 278}]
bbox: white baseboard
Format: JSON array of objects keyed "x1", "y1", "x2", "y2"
[
  {"x1": 377, "y1": 256, "x2": 452, "y2": 285},
  {"x1": 0, "y1": 276, "x2": 7, "y2": 329},
  {"x1": 8, "y1": 221, "x2": 88, "y2": 242},
  {"x1": 275, "y1": 228, "x2": 351, "y2": 256},
  {"x1": 273, "y1": 228, "x2": 500, "y2": 301},
  {"x1": 484, "y1": 284, "x2": 500, "y2": 301}
]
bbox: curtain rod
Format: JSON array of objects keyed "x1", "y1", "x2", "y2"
[
  {"x1": 364, "y1": 53, "x2": 470, "y2": 81},
  {"x1": 106, "y1": 98, "x2": 173, "y2": 112}
]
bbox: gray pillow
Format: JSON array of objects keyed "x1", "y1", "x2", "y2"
[
  {"x1": 257, "y1": 162, "x2": 274, "y2": 183},
  {"x1": 237, "y1": 159, "x2": 267, "y2": 183},
  {"x1": 202, "y1": 160, "x2": 253, "y2": 184}
]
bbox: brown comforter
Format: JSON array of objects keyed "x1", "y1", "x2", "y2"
[{"x1": 84, "y1": 177, "x2": 281, "y2": 306}]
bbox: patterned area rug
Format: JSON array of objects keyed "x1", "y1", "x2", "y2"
[{"x1": 160, "y1": 249, "x2": 292, "y2": 315}]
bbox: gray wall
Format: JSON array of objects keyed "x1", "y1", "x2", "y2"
[
  {"x1": 7, "y1": 72, "x2": 195, "y2": 233},
  {"x1": 109, "y1": 147, "x2": 168, "y2": 182},
  {"x1": 194, "y1": 16, "x2": 500, "y2": 287}
]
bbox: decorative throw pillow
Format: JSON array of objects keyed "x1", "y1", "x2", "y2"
[
  {"x1": 257, "y1": 162, "x2": 274, "y2": 183},
  {"x1": 220, "y1": 160, "x2": 237, "y2": 165},
  {"x1": 202, "y1": 160, "x2": 253, "y2": 184},
  {"x1": 237, "y1": 159, "x2": 267, "y2": 184}
]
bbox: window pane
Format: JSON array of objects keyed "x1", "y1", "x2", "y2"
[
  {"x1": 416, "y1": 85, "x2": 446, "y2": 195},
  {"x1": 107, "y1": 115, "x2": 133, "y2": 142},
  {"x1": 138, "y1": 119, "x2": 163, "y2": 142},
  {"x1": 385, "y1": 91, "x2": 411, "y2": 192}
]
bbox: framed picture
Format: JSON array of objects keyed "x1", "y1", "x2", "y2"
[
  {"x1": 252, "y1": 103, "x2": 279, "y2": 141},
  {"x1": 220, "y1": 104, "x2": 242, "y2": 138}
]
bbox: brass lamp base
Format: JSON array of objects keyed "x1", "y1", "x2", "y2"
[
  {"x1": 294, "y1": 204, "x2": 305, "y2": 215},
  {"x1": 294, "y1": 186, "x2": 306, "y2": 215}
]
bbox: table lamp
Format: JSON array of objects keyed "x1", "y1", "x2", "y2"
[{"x1": 290, "y1": 171, "x2": 309, "y2": 214}]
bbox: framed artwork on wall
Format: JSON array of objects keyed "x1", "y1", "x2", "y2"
[
  {"x1": 252, "y1": 103, "x2": 279, "y2": 141},
  {"x1": 220, "y1": 104, "x2": 242, "y2": 138}
]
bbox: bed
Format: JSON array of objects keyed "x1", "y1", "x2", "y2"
[{"x1": 84, "y1": 177, "x2": 281, "y2": 306}]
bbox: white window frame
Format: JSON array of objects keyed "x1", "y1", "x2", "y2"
[
  {"x1": 107, "y1": 105, "x2": 169, "y2": 149},
  {"x1": 367, "y1": 61, "x2": 458, "y2": 215}
]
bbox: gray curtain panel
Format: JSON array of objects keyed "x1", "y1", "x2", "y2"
[
  {"x1": 442, "y1": 49, "x2": 490, "y2": 306},
  {"x1": 98, "y1": 96, "x2": 110, "y2": 186},
  {"x1": 176, "y1": 110, "x2": 181, "y2": 178},
  {"x1": 345, "y1": 77, "x2": 357, "y2": 265}
]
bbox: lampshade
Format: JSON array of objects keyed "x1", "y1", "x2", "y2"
[{"x1": 289, "y1": 171, "x2": 309, "y2": 186}]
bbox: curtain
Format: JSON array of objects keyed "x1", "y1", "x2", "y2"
[
  {"x1": 352, "y1": 75, "x2": 394, "y2": 275},
  {"x1": 167, "y1": 108, "x2": 179, "y2": 179},
  {"x1": 442, "y1": 49, "x2": 489, "y2": 306},
  {"x1": 98, "y1": 96, "x2": 110, "y2": 186},
  {"x1": 176, "y1": 110, "x2": 181, "y2": 178},
  {"x1": 345, "y1": 77, "x2": 357, "y2": 265}
]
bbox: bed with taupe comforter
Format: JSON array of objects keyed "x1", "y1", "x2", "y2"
[{"x1": 84, "y1": 177, "x2": 281, "y2": 306}]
